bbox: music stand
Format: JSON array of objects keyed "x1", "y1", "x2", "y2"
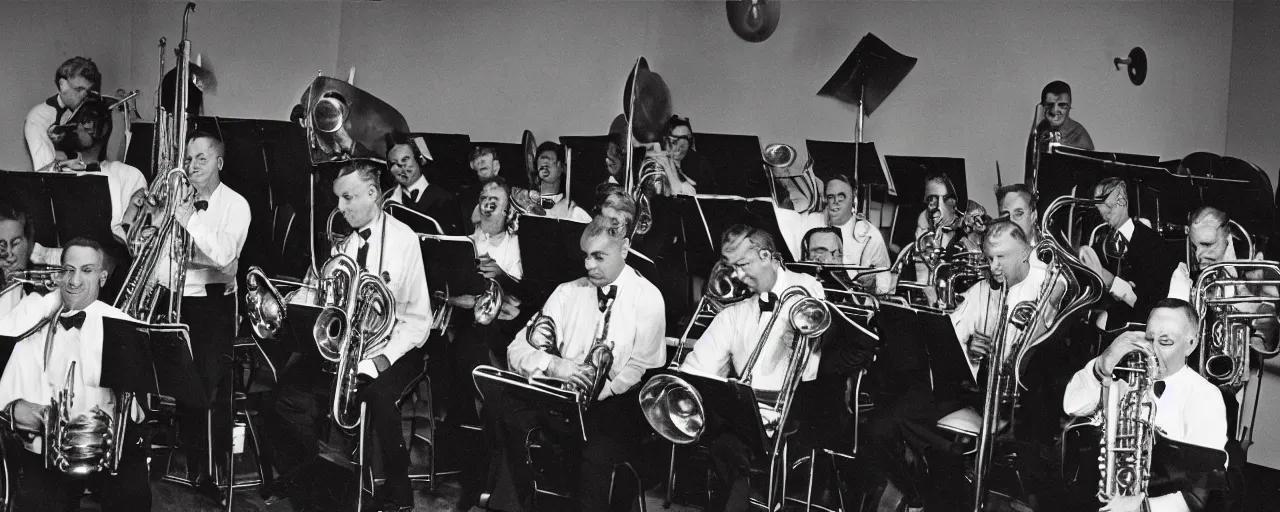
[
  {"x1": 560, "y1": 135, "x2": 611, "y2": 208},
  {"x1": 517, "y1": 215, "x2": 589, "y2": 304},
  {"x1": 418, "y1": 234, "x2": 485, "y2": 298},
  {"x1": 0, "y1": 171, "x2": 114, "y2": 248},
  {"x1": 472, "y1": 366, "x2": 586, "y2": 441},
  {"x1": 695, "y1": 133, "x2": 767, "y2": 199},
  {"x1": 99, "y1": 318, "x2": 207, "y2": 409},
  {"x1": 818, "y1": 33, "x2": 918, "y2": 141},
  {"x1": 279, "y1": 303, "x2": 324, "y2": 361},
  {"x1": 650, "y1": 369, "x2": 770, "y2": 458},
  {"x1": 878, "y1": 304, "x2": 975, "y2": 402},
  {"x1": 385, "y1": 202, "x2": 444, "y2": 236},
  {"x1": 884, "y1": 156, "x2": 968, "y2": 250},
  {"x1": 678, "y1": 195, "x2": 794, "y2": 275},
  {"x1": 419, "y1": 133, "x2": 473, "y2": 199}
]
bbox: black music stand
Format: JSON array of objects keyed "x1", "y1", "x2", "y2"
[
  {"x1": 878, "y1": 304, "x2": 975, "y2": 403},
  {"x1": 560, "y1": 135, "x2": 611, "y2": 209},
  {"x1": 278, "y1": 303, "x2": 324, "y2": 360},
  {"x1": 0, "y1": 171, "x2": 113, "y2": 248},
  {"x1": 517, "y1": 215, "x2": 590, "y2": 304},
  {"x1": 806, "y1": 141, "x2": 893, "y2": 196},
  {"x1": 696, "y1": 133, "x2": 767, "y2": 199},
  {"x1": 472, "y1": 366, "x2": 586, "y2": 441},
  {"x1": 420, "y1": 132, "x2": 473, "y2": 198},
  {"x1": 99, "y1": 318, "x2": 207, "y2": 409},
  {"x1": 679, "y1": 195, "x2": 793, "y2": 268},
  {"x1": 418, "y1": 234, "x2": 485, "y2": 298},
  {"x1": 385, "y1": 202, "x2": 444, "y2": 236},
  {"x1": 649, "y1": 369, "x2": 770, "y2": 458},
  {"x1": 884, "y1": 156, "x2": 968, "y2": 250},
  {"x1": 1037, "y1": 145, "x2": 1166, "y2": 216}
]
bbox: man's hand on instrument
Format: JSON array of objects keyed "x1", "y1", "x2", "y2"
[
  {"x1": 1078, "y1": 247, "x2": 1116, "y2": 288},
  {"x1": 566, "y1": 364, "x2": 596, "y2": 392},
  {"x1": 498, "y1": 300, "x2": 521, "y2": 321},
  {"x1": 1099, "y1": 494, "x2": 1146, "y2": 512},
  {"x1": 1097, "y1": 331, "x2": 1154, "y2": 379},
  {"x1": 10, "y1": 400, "x2": 48, "y2": 433},
  {"x1": 968, "y1": 333, "x2": 993, "y2": 363},
  {"x1": 173, "y1": 181, "x2": 198, "y2": 226},
  {"x1": 545, "y1": 357, "x2": 587, "y2": 388},
  {"x1": 477, "y1": 255, "x2": 506, "y2": 280}
]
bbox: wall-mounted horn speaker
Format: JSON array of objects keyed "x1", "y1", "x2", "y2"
[
  {"x1": 727, "y1": 0, "x2": 780, "y2": 43},
  {"x1": 1114, "y1": 47, "x2": 1147, "y2": 86}
]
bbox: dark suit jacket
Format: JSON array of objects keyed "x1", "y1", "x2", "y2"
[
  {"x1": 1093, "y1": 220, "x2": 1174, "y2": 328},
  {"x1": 388, "y1": 184, "x2": 464, "y2": 235}
]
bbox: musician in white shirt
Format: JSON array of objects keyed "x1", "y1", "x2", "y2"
[
  {"x1": 531, "y1": 141, "x2": 591, "y2": 222},
  {"x1": 266, "y1": 161, "x2": 432, "y2": 511},
  {"x1": 679, "y1": 224, "x2": 824, "y2": 512},
  {"x1": 0, "y1": 202, "x2": 38, "y2": 317},
  {"x1": 26, "y1": 57, "x2": 100, "y2": 172},
  {"x1": 996, "y1": 183, "x2": 1046, "y2": 269},
  {"x1": 0, "y1": 237, "x2": 150, "y2": 511},
  {"x1": 472, "y1": 214, "x2": 665, "y2": 512},
  {"x1": 776, "y1": 175, "x2": 892, "y2": 292},
  {"x1": 1064, "y1": 299, "x2": 1228, "y2": 512}
]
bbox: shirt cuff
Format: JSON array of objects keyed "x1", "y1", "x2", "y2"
[
  {"x1": 357, "y1": 359, "x2": 380, "y2": 380},
  {"x1": 1109, "y1": 277, "x2": 1137, "y2": 307}
]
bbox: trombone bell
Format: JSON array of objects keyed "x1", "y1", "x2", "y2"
[{"x1": 638, "y1": 373, "x2": 706, "y2": 445}]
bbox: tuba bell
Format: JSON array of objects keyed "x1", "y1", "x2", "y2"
[
  {"x1": 762, "y1": 143, "x2": 797, "y2": 169},
  {"x1": 244, "y1": 266, "x2": 295, "y2": 340}
]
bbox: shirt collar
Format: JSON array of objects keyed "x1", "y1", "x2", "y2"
[
  {"x1": 763, "y1": 266, "x2": 791, "y2": 299},
  {"x1": 403, "y1": 175, "x2": 428, "y2": 195},
  {"x1": 1118, "y1": 218, "x2": 1135, "y2": 241},
  {"x1": 601, "y1": 265, "x2": 636, "y2": 290}
]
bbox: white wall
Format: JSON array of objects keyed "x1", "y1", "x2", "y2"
[{"x1": 0, "y1": 1, "x2": 1237, "y2": 212}]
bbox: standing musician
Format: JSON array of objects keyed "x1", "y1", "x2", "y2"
[
  {"x1": 475, "y1": 214, "x2": 665, "y2": 512},
  {"x1": 153, "y1": 131, "x2": 251, "y2": 502},
  {"x1": 996, "y1": 183, "x2": 1046, "y2": 269},
  {"x1": 1079, "y1": 178, "x2": 1175, "y2": 329},
  {"x1": 0, "y1": 237, "x2": 150, "y2": 511},
  {"x1": 678, "y1": 224, "x2": 825, "y2": 512},
  {"x1": 0, "y1": 201, "x2": 38, "y2": 316},
  {"x1": 1064, "y1": 299, "x2": 1228, "y2": 512},
  {"x1": 866, "y1": 221, "x2": 1045, "y2": 510},
  {"x1": 777, "y1": 174, "x2": 892, "y2": 292},
  {"x1": 26, "y1": 57, "x2": 101, "y2": 172},
  {"x1": 1024, "y1": 80, "x2": 1094, "y2": 177},
  {"x1": 529, "y1": 141, "x2": 590, "y2": 222},
  {"x1": 266, "y1": 161, "x2": 432, "y2": 512},
  {"x1": 385, "y1": 132, "x2": 463, "y2": 235}
]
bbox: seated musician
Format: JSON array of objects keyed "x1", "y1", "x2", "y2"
[
  {"x1": 996, "y1": 183, "x2": 1046, "y2": 269},
  {"x1": 1064, "y1": 299, "x2": 1228, "y2": 512},
  {"x1": 266, "y1": 161, "x2": 432, "y2": 512},
  {"x1": 460, "y1": 146, "x2": 504, "y2": 222},
  {"x1": 0, "y1": 237, "x2": 150, "y2": 511},
  {"x1": 472, "y1": 214, "x2": 665, "y2": 512},
  {"x1": 777, "y1": 174, "x2": 892, "y2": 292},
  {"x1": 529, "y1": 141, "x2": 591, "y2": 222},
  {"x1": 1079, "y1": 178, "x2": 1175, "y2": 329},
  {"x1": 0, "y1": 201, "x2": 38, "y2": 316},
  {"x1": 604, "y1": 134, "x2": 625, "y2": 186},
  {"x1": 678, "y1": 224, "x2": 826, "y2": 512},
  {"x1": 654, "y1": 115, "x2": 704, "y2": 196},
  {"x1": 26, "y1": 57, "x2": 100, "y2": 172},
  {"x1": 449, "y1": 176, "x2": 524, "y2": 377},
  {"x1": 866, "y1": 220, "x2": 1045, "y2": 510},
  {"x1": 911, "y1": 173, "x2": 969, "y2": 284},
  {"x1": 385, "y1": 132, "x2": 463, "y2": 234}
]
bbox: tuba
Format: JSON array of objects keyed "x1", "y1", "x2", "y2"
[
  {"x1": 311, "y1": 253, "x2": 397, "y2": 430},
  {"x1": 1097, "y1": 350, "x2": 1160, "y2": 504},
  {"x1": 1190, "y1": 260, "x2": 1280, "y2": 389}
]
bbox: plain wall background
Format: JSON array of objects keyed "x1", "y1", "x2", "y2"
[{"x1": 1, "y1": 0, "x2": 1238, "y2": 213}]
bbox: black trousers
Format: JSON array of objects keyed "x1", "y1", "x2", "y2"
[
  {"x1": 10, "y1": 423, "x2": 151, "y2": 512},
  {"x1": 176, "y1": 290, "x2": 236, "y2": 478},
  {"x1": 475, "y1": 388, "x2": 646, "y2": 512},
  {"x1": 863, "y1": 376, "x2": 971, "y2": 509},
  {"x1": 266, "y1": 346, "x2": 427, "y2": 508}
]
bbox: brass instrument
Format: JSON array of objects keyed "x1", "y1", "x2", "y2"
[
  {"x1": 44, "y1": 362, "x2": 118, "y2": 477},
  {"x1": 244, "y1": 266, "x2": 312, "y2": 340},
  {"x1": 1097, "y1": 350, "x2": 1160, "y2": 504},
  {"x1": 971, "y1": 195, "x2": 1106, "y2": 511},
  {"x1": 1, "y1": 266, "x2": 63, "y2": 297},
  {"x1": 473, "y1": 278, "x2": 504, "y2": 326},
  {"x1": 1190, "y1": 261, "x2": 1280, "y2": 389},
  {"x1": 523, "y1": 294, "x2": 617, "y2": 410},
  {"x1": 671, "y1": 261, "x2": 753, "y2": 363},
  {"x1": 311, "y1": 253, "x2": 397, "y2": 430}
]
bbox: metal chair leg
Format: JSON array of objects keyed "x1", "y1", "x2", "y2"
[
  {"x1": 805, "y1": 448, "x2": 816, "y2": 512},
  {"x1": 663, "y1": 445, "x2": 675, "y2": 508},
  {"x1": 356, "y1": 403, "x2": 368, "y2": 512}
]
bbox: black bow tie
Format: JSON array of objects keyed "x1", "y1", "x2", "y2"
[
  {"x1": 194, "y1": 200, "x2": 209, "y2": 211},
  {"x1": 357, "y1": 228, "x2": 372, "y2": 241},
  {"x1": 58, "y1": 311, "x2": 86, "y2": 331},
  {"x1": 408, "y1": 189, "x2": 421, "y2": 204},
  {"x1": 759, "y1": 292, "x2": 778, "y2": 313},
  {"x1": 597, "y1": 285, "x2": 616, "y2": 312},
  {"x1": 1154, "y1": 380, "x2": 1166, "y2": 399}
]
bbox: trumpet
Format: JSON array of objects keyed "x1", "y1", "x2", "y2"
[{"x1": 1, "y1": 266, "x2": 63, "y2": 297}]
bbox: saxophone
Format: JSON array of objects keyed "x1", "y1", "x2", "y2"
[
  {"x1": 524, "y1": 294, "x2": 616, "y2": 411},
  {"x1": 1098, "y1": 350, "x2": 1160, "y2": 503}
]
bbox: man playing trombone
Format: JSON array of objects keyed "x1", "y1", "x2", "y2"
[
  {"x1": 468, "y1": 214, "x2": 665, "y2": 512},
  {"x1": 266, "y1": 161, "x2": 432, "y2": 512},
  {"x1": 678, "y1": 224, "x2": 825, "y2": 512},
  {"x1": 0, "y1": 237, "x2": 150, "y2": 511}
]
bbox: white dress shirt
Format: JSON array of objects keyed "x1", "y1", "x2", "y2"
[
  {"x1": 471, "y1": 229, "x2": 523, "y2": 280},
  {"x1": 335, "y1": 213, "x2": 433, "y2": 378},
  {"x1": 387, "y1": 175, "x2": 429, "y2": 205},
  {"x1": 1168, "y1": 238, "x2": 1239, "y2": 302},
  {"x1": 776, "y1": 207, "x2": 892, "y2": 293},
  {"x1": 508, "y1": 265, "x2": 665, "y2": 400},
  {"x1": 680, "y1": 268, "x2": 826, "y2": 391},
  {"x1": 0, "y1": 286, "x2": 24, "y2": 319},
  {"x1": 540, "y1": 193, "x2": 591, "y2": 223},
  {"x1": 1064, "y1": 363, "x2": 1228, "y2": 512},
  {"x1": 25, "y1": 97, "x2": 70, "y2": 172},
  {"x1": 101, "y1": 161, "x2": 147, "y2": 242},
  {"x1": 949, "y1": 266, "x2": 1048, "y2": 380},
  {"x1": 0, "y1": 293, "x2": 136, "y2": 454},
  {"x1": 156, "y1": 182, "x2": 251, "y2": 297}
]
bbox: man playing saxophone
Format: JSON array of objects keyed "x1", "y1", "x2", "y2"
[
  {"x1": 678, "y1": 224, "x2": 825, "y2": 512},
  {"x1": 1064, "y1": 299, "x2": 1228, "y2": 512},
  {"x1": 265, "y1": 161, "x2": 432, "y2": 512},
  {"x1": 464, "y1": 214, "x2": 665, "y2": 512},
  {"x1": 0, "y1": 237, "x2": 149, "y2": 511},
  {"x1": 149, "y1": 131, "x2": 251, "y2": 502}
]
